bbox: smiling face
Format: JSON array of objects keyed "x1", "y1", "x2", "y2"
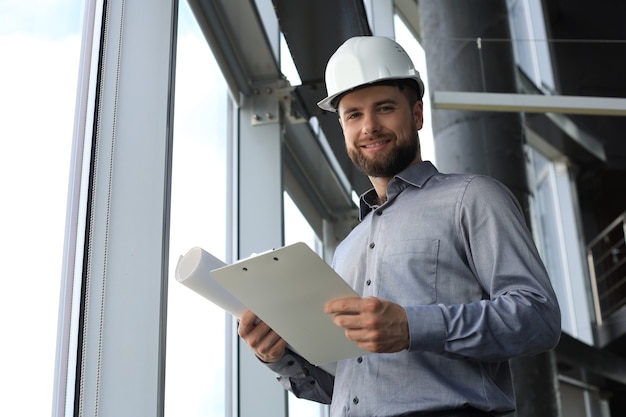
[{"x1": 337, "y1": 84, "x2": 424, "y2": 179}]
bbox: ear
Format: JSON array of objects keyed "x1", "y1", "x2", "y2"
[{"x1": 413, "y1": 100, "x2": 424, "y2": 130}]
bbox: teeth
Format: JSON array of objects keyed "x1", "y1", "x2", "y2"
[{"x1": 364, "y1": 141, "x2": 386, "y2": 148}]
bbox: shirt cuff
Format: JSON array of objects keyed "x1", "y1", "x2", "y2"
[
  {"x1": 405, "y1": 304, "x2": 447, "y2": 352},
  {"x1": 264, "y1": 350, "x2": 308, "y2": 378}
]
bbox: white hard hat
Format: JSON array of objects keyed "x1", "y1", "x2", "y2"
[{"x1": 317, "y1": 36, "x2": 425, "y2": 112}]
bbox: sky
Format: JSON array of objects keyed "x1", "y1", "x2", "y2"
[
  {"x1": 0, "y1": 2, "x2": 311, "y2": 415},
  {"x1": 0, "y1": 0, "x2": 83, "y2": 415},
  {"x1": 0, "y1": 2, "x2": 434, "y2": 416},
  {"x1": 0, "y1": 2, "x2": 233, "y2": 415}
]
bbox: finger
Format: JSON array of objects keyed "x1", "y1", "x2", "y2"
[
  {"x1": 257, "y1": 336, "x2": 287, "y2": 363},
  {"x1": 237, "y1": 311, "x2": 260, "y2": 336},
  {"x1": 271, "y1": 337, "x2": 288, "y2": 354},
  {"x1": 252, "y1": 328, "x2": 286, "y2": 358},
  {"x1": 324, "y1": 297, "x2": 363, "y2": 314},
  {"x1": 239, "y1": 310, "x2": 258, "y2": 327},
  {"x1": 243, "y1": 324, "x2": 271, "y2": 350},
  {"x1": 331, "y1": 312, "x2": 364, "y2": 330},
  {"x1": 263, "y1": 331, "x2": 284, "y2": 350}
]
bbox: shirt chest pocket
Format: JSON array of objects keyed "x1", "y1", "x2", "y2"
[{"x1": 377, "y1": 239, "x2": 439, "y2": 305}]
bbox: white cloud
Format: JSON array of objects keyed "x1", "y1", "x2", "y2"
[
  {"x1": 0, "y1": 0, "x2": 83, "y2": 37},
  {"x1": 0, "y1": 8, "x2": 232, "y2": 415},
  {"x1": 0, "y1": 32, "x2": 80, "y2": 416}
]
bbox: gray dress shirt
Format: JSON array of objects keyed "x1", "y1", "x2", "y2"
[{"x1": 267, "y1": 161, "x2": 561, "y2": 417}]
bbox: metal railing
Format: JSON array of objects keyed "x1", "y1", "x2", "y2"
[{"x1": 586, "y1": 211, "x2": 626, "y2": 325}]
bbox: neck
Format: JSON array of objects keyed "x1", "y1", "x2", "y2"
[
  {"x1": 368, "y1": 156, "x2": 422, "y2": 203},
  {"x1": 369, "y1": 176, "x2": 392, "y2": 204}
]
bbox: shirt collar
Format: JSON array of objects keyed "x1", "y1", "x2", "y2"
[{"x1": 358, "y1": 161, "x2": 439, "y2": 220}]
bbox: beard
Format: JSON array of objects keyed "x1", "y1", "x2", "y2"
[{"x1": 348, "y1": 133, "x2": 419, "y2": 178}]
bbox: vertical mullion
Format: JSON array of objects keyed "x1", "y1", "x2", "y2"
[{"x1": 68, "y1": 0, "x2": 178, "y2": 415}]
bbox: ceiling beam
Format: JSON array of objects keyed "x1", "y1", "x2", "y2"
[
  {"x1": 433, "y1": 91, "x2": 626, "y2": 116},
  {"x1": 188, "y1": 0, "x2": 279, "y2": 101}
]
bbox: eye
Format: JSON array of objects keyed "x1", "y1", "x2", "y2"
[{"x1": 378, "y1": 105, "x2": 395, "y2": 113}]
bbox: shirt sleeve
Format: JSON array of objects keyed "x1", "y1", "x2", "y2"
[
  {"x1": 405, "y1": 175, "x2": 561, "y2": 361},
  {"x1": 264, "y1": 349, "x2": 335, "y2": 404}
]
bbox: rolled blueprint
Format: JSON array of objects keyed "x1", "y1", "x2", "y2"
[{"x1": 175, "y1": 247, "x2": 247, "y2": 318}]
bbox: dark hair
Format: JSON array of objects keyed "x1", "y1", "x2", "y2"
[
  {"x1": 375, "y1": 79, "x2": 422, "y2": 108},
  {"x1": 332, "y1": 78, "x2": 422, "y2": 111}
]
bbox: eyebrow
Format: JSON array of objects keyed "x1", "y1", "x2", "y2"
[{"x1": 341, "y1": 98, "x2": 400, "y2": 116}]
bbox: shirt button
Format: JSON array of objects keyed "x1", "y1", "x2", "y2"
[
  {"x1": 366, "y1": 279, "x2": 371, "y2": 286},
  {"x1": 353, "y1": 396, "x2": 359, "y2": 404},
  {"x1": 357, "y1": 356, "x2": 363, "y2": 363},
  {"x1": 369, "y1": 242, "x2": 375, "y2": 249},
  {"x1": 377, "y1": 210, "x2": 383, "y2": 215}
]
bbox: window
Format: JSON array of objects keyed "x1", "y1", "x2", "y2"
[
  {"x1": 0, "y1": 1, "x2": 83, "y2": 415},
  {"x1": 559, "y1": 376, "x2": 610, "y2": 417},
  {"x1": 284, "y1": 191, "x2": 327, "y2": 417},
  {"x1": 394, "y1": 14, "x2": 436, "y2": 163},
  {"x1": 507, "y1": 0, "x2": 556, "y2": 93},
  {"x1": 526, "y1": 145, "x2": 593, "y2": 344},
  {"x1": 165, "y1": 3, "x2": 230, "y2": 416}
]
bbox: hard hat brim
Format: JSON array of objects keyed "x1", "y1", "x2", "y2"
[{"x1": 317, "y1": 76, "x2": 425, "y2": 113}]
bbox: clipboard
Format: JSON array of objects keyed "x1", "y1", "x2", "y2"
[{"x1": 210, "y1": 242, "x2": 368, "y2": 366}]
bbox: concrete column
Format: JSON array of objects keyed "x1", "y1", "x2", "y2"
[
  {"x1": 419, "y1": 0, "x2": 529, "y2": 212},
  {"x1": 509, "y1": 351, "x2": 561, "y2": 417},
  {"x1": 419, "y1": 2, "x2": 559, "y2": 416}
]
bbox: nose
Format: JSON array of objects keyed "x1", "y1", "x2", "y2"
[{"x1": 362, "y1": 111, "x2": 381, "y2": 135}]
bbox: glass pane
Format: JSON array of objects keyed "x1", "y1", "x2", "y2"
[
  {"x1": 284, "y1": 192, "x2": 321, "y2": 251},
  {"x1": 165, "y1": 3, "x2": 229, "y2": 416},
  {"x1": 527, "y1": 148, "x2": 571, "y2": 334},
  {"x1": 531, "y1": 145, "x2": 550, "y2": 179},
  {"x1": 280, "y1": 33, "x2": 301, "y2": 86},
  {"x1": 394, "y1": 15, "x2": 436, "y2": 164},
  {"x1": 0, "y1": 1, "x2": 82, "y2": 415},
  {"x1": 284, "y1": 192, "x2": 326, "y2": 417},
  {"x1": 535, "y1": 177, "x2": 565, "y2": 286},
  {"x1": 506, "y1": 0, "x2": 555, "y2": 93}
]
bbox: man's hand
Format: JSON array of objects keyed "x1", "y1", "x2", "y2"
[
  {"x1": 325, "y1": 297, "x2": 409, "y2": 353},
  {"x1": 238, "y1": 310, "x2": 287, "y2": 363}
]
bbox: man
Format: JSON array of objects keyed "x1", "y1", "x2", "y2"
[{"x1": 238, "y1": 36, "x2": 560, "y2": 417}]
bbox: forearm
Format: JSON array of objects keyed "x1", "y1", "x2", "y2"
[
  {"x1": 405, "y1": 289, "x2": 561, "y2": 361},
  {"x1": 265, "y1": 349, "x2": 335, "y2": 404}
]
